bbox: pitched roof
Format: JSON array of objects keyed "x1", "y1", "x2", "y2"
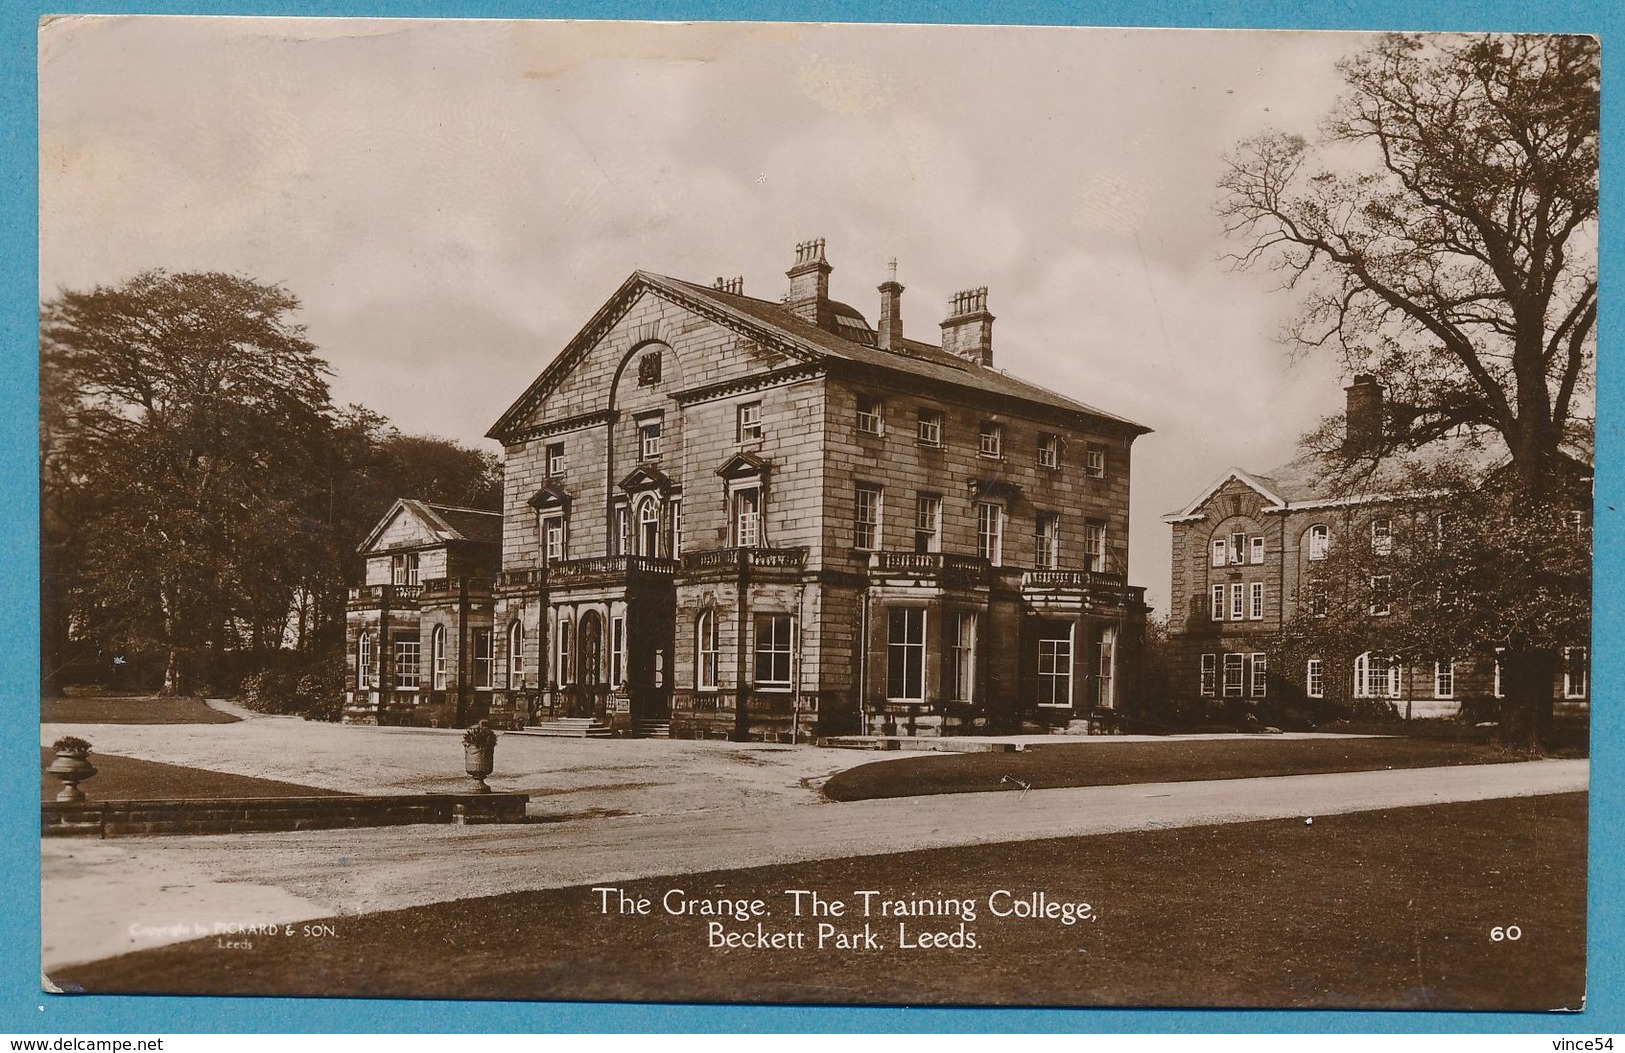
[
  {"x1": 487, "y1": 269, "x2": 1151, "y2": 441},
  {"x1": 357, "y1": 498, "x2": 502, "y2": 553}
]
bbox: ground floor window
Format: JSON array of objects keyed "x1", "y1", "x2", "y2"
[
  {"x1": 394, "y1": 638, "x2": 421, "y2": 689},
  {"x1": 1564, "y1": 647, "x2": 1588, "y2": 699},
  {"x1": 1199, "y1": 653, "x2": 1217, "y2": 696},
  {"x1": 1222, "y1": 653, "x2": 1244, "y2": 697},
  {"x1": 950, "y1": 612, "x2": 976, "y2": 702},
  {"x1": 508, "y1": 621, "x2": 524, "y2": 687},
  {"x1": 754, "y1": 614, "x2": 792, "y2": 689},
  {"x1": 1433, "y1": 659, "x2": 1454, "y2": 699},
  {"x1": 557, "y1": 617, "x2": 573, "y2": 685},
  {"x1": 431, "y1": 625, "x2": 448, "y2": 690},
  {"x1": 473, "y1": 628, "x2": 494, "y2": 688},
  {"x1": 1306, "y1": 658, "x2": 1324, "y2": 699},
  {"x1": 1249, "y1": 652, "x2": 1267, "y2": 698},
  {"x1": 1354, "y1": 652, "x2": 1400, "y2": 699},
  {"x1": 887, "y1": 608, "x2": 927, "y2": 701},
  {"x1": 357, "y1": 632, "x2": 372, "y2": 689},
  {"x1": 1036, "y1": 622, "x2": 1074, "y2": 707},
  {"x1": 696, "y1": 610, "x2": 718, "y2": 690},
  {"x1": 1096, "y1": 626, "x2": 1117, "y2": 708}
]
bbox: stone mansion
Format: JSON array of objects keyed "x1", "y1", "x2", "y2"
[{"x1": 343, "y1": 239, "x2": 1152, "y2": 738}]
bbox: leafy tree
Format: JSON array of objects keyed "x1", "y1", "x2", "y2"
[
  {"x1": 42, "y1": 270, "x2": 333, "y2": 694},
  {"x1": 1219, "y1": 34, "x2": 1597, "y2": 744}
]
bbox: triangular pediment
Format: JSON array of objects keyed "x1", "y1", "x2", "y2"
[
  {"x1": 527, "y1": 483, "x2": 573, "y2": 511},
  {"x1": 715, "y1": 451, "x2": 771, "y2": 480},
  {"x1": 1163, "y1": 468, "x2": 1287, "y2": 522},
  {"x1": 619, "y1": 464, "x2": 674, "y2": 494},
  {"x1": 357, "y1": 499, "x2": 453, "y2": 555}
]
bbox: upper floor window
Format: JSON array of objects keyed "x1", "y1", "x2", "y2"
[
  {"x1": 737, "y1": 401, "x2": 763, "y2": 442},
  {"x1": 615, "y1": 504, "x2": 631, "y2": 556},
  {"x1": 914, "y1": 494, "x2": 941, "y2": 553},
  {"x1": 1084, "y1": 521, "x2": 1106, "y2": 572},
  {"x1": 1210, "y1": 584, "x2": 1225, "y2": 621},
  {"x1": 1035, "y1": 513, "x2": 1060, "y2": 569},
  {"x1": 1371, "y1": 518, "x2": 1393, "y2": 556},
  {"x1": 978, "y1": 421, "x2": 1004, "y2": 459},
  {"x1": 638, "y1": 418, "x2": 663, "y2": 461},
  {"x1": 637, "y1": 496, "x2": 661, "y2": 557},
  {"x1": 976, "y1": 501, "x2": 1004, "y2": 565},
  {"x1": 1229, "y1": 582, "x2": 1245, "y2": 621},
  {"x1": 1037, "y1": 433, "x2": 1060, "y2": 469},
  {"x1": 546, "y1": 442, "x2": 565, "y2": 478},
  {"x1": 854, "y1": 485, "x2": 882, "y2": 550},
  {"x1": 1307, "y1": 524, "x2": 1330, "y2": 561},
  {"x1": 391, "y1": 552, "x2": 420, "y2": 586},
  {"x1": 1370, "y1": 574, "x2": 1392, "y2": 616},
  {"x1": 733, "y1": 486, "x2": 761, "y2": 548},
  {"x1": 917, "y1": 410, "x2": 944, "y2": 448},
  {"x1": 670, "y1": 498, "x2": 683, "y2": 557},
  {"x1": 857, "y1": 396, "x2": 884, "y2": 436},
  {"x1": 1304, "y1": 575, "x2": 1327, "y2": 618},
  {"x1": 1211, "y1": 538, "x2": 1227, "y2": 568},
  {"x1": 754, "y1": 614, "x2": 793, "y2": 689},
  {"x1": 1564, "y1": 646, "x2": 1589, "y2": 699},
  {"x1": 1250, "y1": 536, "x2": 1265, "y2": 564},
  {"x1": 1085, "y1": 443, "x2": 1107, "y2": 479},
  {"x1": 541, "y1": 513, "x2": 566, "y2": 564},
  {"x1": 637, "y1": 350, "x2": 662, "y2": 386},
  {"x1": 1249, "y1": 581, "x2": 1264, "y2": 620}
]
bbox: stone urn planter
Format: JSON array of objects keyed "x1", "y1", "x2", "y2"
[
  {"x1": 46, "y1": 736, "x2": 98, "y2": 802},
  {"x1": 462, "y1": 721, "x2": 497, "y2": 794}
]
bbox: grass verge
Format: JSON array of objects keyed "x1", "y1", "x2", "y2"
[
  {"x1": 53, "y1": 793, "x2": 1585, "y2": 1010},
  {"x1": 822, "y1": 735, "x2": 1531, "y2": 802},
  {"x1": 40, "y1": 749, "x2": 347, "y2": 802},
  {"x1": 42, "y1": 695, "x2": 239, "y2": 725}
]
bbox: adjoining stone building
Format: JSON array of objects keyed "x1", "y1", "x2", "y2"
[
  {"x1": 1162, "y1": 376, "x2": 1590, "y2": 720},
  {"x1": 345, "y1": 239, "x2": 1153, "y2": 737}
]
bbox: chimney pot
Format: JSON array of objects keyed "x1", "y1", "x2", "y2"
[{"x1": 785, "y1": 238, "x2": 834, "y2": 330}]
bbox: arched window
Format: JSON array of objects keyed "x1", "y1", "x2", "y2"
[
  {"x1": 557, "y1": 616, "x2": 573, "y2": 686},
  {"x1": 508, "y1": 620, "x2": 525, "y2": 687},
  {"x1": 431, "y1": 625, "x2": 447, "y2": 691},
  {"x1": 1307, "y1": 524, "x2": 1330, "y2": 561},
  {"x1": 697, "y1": 610, "x2": 718, "y2": 690},
  {"x1": 1353, "y1": 651, "x2": 1401, "y2": 699},
  {"x1": 638, "y1": 496, "x2": 661, "y2": 557},
  {"x1": 357, "y1": 632, "x2": 372, "y2": 689}
]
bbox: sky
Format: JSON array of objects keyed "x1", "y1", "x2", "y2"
[{"x1": 39, "y1": 17, "x2": 1380, "y2": 610}]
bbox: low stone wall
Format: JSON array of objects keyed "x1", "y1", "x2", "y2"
[{"x1": 42, "y1": 792, "x2": 529, "y2": 838}]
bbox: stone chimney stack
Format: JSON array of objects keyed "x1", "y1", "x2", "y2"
[
  {"x1": 785, "y1": 238, "x2": 834, "y2": 331},
  {"x1": 877, "y1": 260, "x2": 904, "y2": 351},
  {"x1": 1343, "y1": 374, "x2": 1384, "y2": 454},
  {"x1": 712, "y1": 276, "x2": 744, "y2": 295},
  {"x1": 940, "y1": 287, "x2": 994, "y2": 367}
]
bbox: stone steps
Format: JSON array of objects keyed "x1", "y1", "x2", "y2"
[
  {"x1": 516, "y1": 718, "x2": 612, "y2": 738},
  {"x1": 633, "y1": 720, "x2": 672, "y2": 739}
]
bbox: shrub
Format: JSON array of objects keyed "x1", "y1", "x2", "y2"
[
  {"x1": 1344, "y1": 698, "x2": 1402, "y2": 723},
  {"x1": 463, "y1": 721, "x2": 497, "y2": 750},
  {"x1": 51, "y1": 736, "x2": 92, "y2": 757},
  {"x1": 238, "y1": 670, "x2": 304, "y2": 714}
]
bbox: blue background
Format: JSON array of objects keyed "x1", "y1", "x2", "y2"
[{"x1": 3, "y1": 0, "x2": 1619, "y2": 1035}]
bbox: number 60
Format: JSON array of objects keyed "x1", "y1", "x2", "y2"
[{"x1": 1490, "y1": 925, "x2": 1522, "y2": 942}]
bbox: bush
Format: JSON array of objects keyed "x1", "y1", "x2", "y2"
[
  {"x1": 1344, "y1": 698, "x2": 1402, "y2": 723},
  {"x1": 238, "y1": 670, "x2": 304, "y2": 715}
]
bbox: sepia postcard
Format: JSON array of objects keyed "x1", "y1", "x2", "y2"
[{"x1": 35, "y1": 16, "x2": 1594, "y2": 1014}]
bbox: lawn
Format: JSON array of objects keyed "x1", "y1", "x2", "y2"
[
  {"x1": 821, "y1": 735, "x2": 1525, "y2": 802},
  {"x1": 40, "y1": 749, "x2": 346, "y2": 802},
  {"x1": 42, "y1": 695, "x2": 238, "y2": 725},
  {"x1": 53, "y1": 793, "x2": 1586, "y2": 1010}
]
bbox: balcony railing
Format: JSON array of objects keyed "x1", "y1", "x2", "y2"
[
  {"x1": 420, "y1": 576, "x2": 493, "y2": 599},
  {"x1": 1021, "y1": 568, "x2": 1127, "y2": 590},
  {"x1": 681, "y1": 547, "x2": 808, "y2": 573},
  {"x1": 498, "y1": 568, "x2": 547, "y2": 589},
  {"x1": 549, "y1": 554, "x2": 679, "y2": 584},
  {"x1": 346, "y1": 583, "x2": 423, "y2": 606},
  {"x1": 868, "y1": 552, "x2": 990, "y2": 577}
]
